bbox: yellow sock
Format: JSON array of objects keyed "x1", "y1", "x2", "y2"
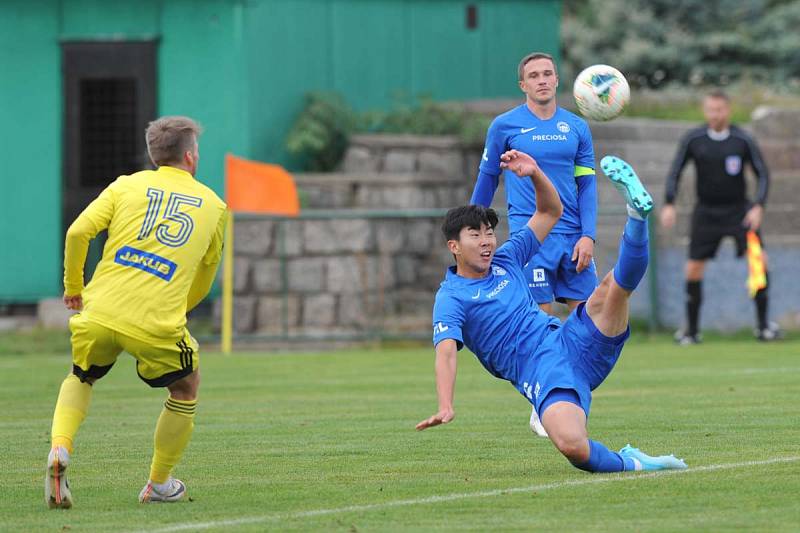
[
  {"x1": 149, "y1": 397, "x2": 197, "y2": 484},
  {"x1": 51, "y1": 374, "x2": 93, "y2": 453}
]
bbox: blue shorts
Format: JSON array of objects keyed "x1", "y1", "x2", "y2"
[
  {"x1": 525, "y1": 233, "x2": 597, "y2": 304},
  {"x1": 515, "y1": 302, "x2": 630, "y2": 417}
]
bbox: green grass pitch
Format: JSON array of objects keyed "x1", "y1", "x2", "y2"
[{"x1": 1, "y1": 334, "x2": 799, "y2": 531}]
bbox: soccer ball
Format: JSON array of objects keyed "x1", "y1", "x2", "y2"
[{"x1": 573, "y1": 64, "x2": 630, "y2": 121}]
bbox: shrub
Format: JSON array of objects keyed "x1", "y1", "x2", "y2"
[{"x1": 286, "y1": 94, "x2": 490, "y2": 171}]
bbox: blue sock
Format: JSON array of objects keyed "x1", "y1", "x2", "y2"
[
  {"x1": 612, "y1": 218, "x2": 649, "y2": 291},
  {"x1": 624, "y1": 216, "x2": 648, "y2": 243},
  {"x1": 575, "y1": 439, "x2": 636, "y2": 473}
]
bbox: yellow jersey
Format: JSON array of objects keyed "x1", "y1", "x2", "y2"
[{"x1": 64, "y1": 166, "x2": 227, "y2": 343}]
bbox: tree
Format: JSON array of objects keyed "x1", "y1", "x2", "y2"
[{"x1": 561, "y1": 0, "x2": 800, "y2": 89}]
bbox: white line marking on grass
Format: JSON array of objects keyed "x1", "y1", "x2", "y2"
[{"x1": 141, "y1": 456, "x2": 800, "y2": 533}]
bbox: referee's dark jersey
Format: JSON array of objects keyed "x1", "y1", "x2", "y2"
[{"x1": 664, "y1": 125, "x2": 769, "y2": 208}]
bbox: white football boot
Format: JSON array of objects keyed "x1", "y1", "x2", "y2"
[
  {"x1": 529, "y1": 406, "x2": 549, "y2": 438},
  {"x1": 45, "y1": 446, "x2": 73, "y2": 509},
  {"x1": 139, "y1": 477, "x2": 187, "y2": 503}
]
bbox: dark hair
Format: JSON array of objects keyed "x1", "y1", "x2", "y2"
[
  {"x1": 705, "y1": 89, "x2": 730, "y2": 103},
  {"x1": 518, "y1": 52, "x2": 557, "y2": 81},
  {"x1": 442, "y1": 205, "x2": 499, "y2": 241}
]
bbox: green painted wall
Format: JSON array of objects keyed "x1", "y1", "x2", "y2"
[
  {"x1": 0, "y1": 2, "x2": 62, "y2": 301},
  {"x1": 244, "y1": 0, "x2": 561, "y2": 166},
  {"x1": 0, "y1": 0, "x2": 559, "y2": 302},
  {"x1": 158, "y1": 0, "x2": 249, "y2": 193},
  {"x1": 0, "y1": 0, "x2": 247, "y2": 301}
]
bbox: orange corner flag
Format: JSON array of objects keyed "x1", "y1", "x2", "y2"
[
  {"x1": 746, "y1": 230, "x2": 767, "y2": 298},
  {"x1": 225, "y1": 153, "x2": 300, "y2": 216}
]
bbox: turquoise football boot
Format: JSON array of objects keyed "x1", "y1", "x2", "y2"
[
  {"x1": 600, "y1": 155, "x2": 654, "y2": 219},
  {"x1": 619, "y1": 444, "x2": 688, "y2": 471}
]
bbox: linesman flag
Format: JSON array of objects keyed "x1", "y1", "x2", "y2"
[{"x1": 746, "y1": 230, "x2": 767, "y2": 298}]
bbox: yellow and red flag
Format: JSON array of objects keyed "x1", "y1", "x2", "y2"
[{"x1": 746, "y1": 230, "x2": 767, "y2": 298}]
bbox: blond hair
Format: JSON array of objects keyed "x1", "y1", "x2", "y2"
[{"x1": 145, "y1": 116, "x2": 203, "y2": 166}]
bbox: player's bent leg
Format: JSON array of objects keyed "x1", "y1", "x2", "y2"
[
  {"x1": 46, "y1": 374, "x2": 92, "y2": 509},
  {"x1": 540, "y1": 390, "x2": 636, "y2": 473},
  {"x1": 50, "y1": 374, "x2": 93, "y2": 456},
  {"x1": 46, "y1": 317, "x2": 121, "y2": 509},
  {"x1": 141, "y1": 370, "x2": 199, "y2": 503},
  {"x1": 540, "y1": 399, "x2": 590, "y2": 463},
  {"x1": 124, "y1": 330, "x2": 200, "y2": 503},
  {"x1": 585, "y1": 272, "x2": 630, "y2": 338},
  {"x1": 586, "y1": 156, "x2": 653, "y2": 338}
]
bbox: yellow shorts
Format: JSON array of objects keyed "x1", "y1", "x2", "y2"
[{"x1": 69, "y1": 313, "x2": 199, "y2": 387}]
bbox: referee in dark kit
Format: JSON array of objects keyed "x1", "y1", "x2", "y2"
[{"x1": 660, "y1": 89, "x2": 780, "y2": 345}]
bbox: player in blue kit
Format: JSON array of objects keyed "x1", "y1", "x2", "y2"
[
  {"x1": 471, "y1": 52, "x2": 597, "y2": 314},
  {"x1": 471, "y1": 52, "x2": 598, "y2": 436},
  {"x1": 417, "y1": 150, "x2": 684, "y2": 473}
]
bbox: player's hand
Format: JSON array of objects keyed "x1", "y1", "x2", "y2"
[
  {"x1": 63, "y1": 294, "x2": 83, "y2": 311},
  {"x1": 500, "y1": 150, "x2": 541, "y2": 178},
  {"x1": 660, "y1": 204, "x2": 677, "y2": 229},
  {"x1": 415, "y1": 408, "x2": 455, "y2": 431},
  {"x1": 572, "y1": 236, "x2": 594, "y2": 273},
  {"x1": 743, "y1": 204, "x2": 763, "y2": 231}
]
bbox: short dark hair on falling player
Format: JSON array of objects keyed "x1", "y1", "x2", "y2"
[
  {"x1": 518, "y1": 52, "x2": 557, "y2": 81},
  {"x1": 442, "y1": 205, "x2": 500, "y2": 241}
]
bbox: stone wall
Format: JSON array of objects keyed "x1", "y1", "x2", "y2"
[
  {"x1": 229, "y1": 111, "x2": 800, "y2": 337},
  {"x1": 588, "y1": 115, "x2": 800, "y2": 331},
  {"x1": 226, "y1": 213, "x2": 455, "y2": 338}
]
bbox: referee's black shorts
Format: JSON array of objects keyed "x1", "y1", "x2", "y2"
[{"x1": 689, "y1": 202, "x2": 762, "y2": 260}]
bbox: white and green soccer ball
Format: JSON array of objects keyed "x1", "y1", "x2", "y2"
[{"x1": 573, "y1": 64, "x2": 630, "y2": 121}]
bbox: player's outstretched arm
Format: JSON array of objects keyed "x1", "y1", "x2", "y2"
[
  {"x1": 500, "y1": 150, "x2": 562, "y2": 243},
  {"x1": 416, "y1": 339, "x2": 458, "y2": 431}
]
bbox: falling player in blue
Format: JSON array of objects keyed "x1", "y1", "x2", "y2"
[
  {"x1": 417, "y1": 150, "x2": 686, "y2": 473},
  {"x1": 471, "y1": 53, "x2": 598, "y2": 437}
]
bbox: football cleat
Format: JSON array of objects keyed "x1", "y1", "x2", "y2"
[
  {"x1": 755, "y1": 321, "x2": 782, "y2": 342},
  {"x1": 619, "y1": 444, "x2": 688, "y2": 471},
  {"x1": 674, "y1": 329, "x2": 702, "y2": 346},
  {"x1": 139, "y1": 477, "x2": 187, "y2": 503},
  {"x1": 600, "y1": 156, "x2": 654, "y2": 219},
  {"x1": 529, "y1": 406, "x2": 549, "y2": 438},
  {"x1": 45, "y1": 446, "x2": 73, "y2": 509}
]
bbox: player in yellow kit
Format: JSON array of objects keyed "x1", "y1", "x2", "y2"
[{"x1": 45, "y1": 116, "x2": 227, "y2": 508}]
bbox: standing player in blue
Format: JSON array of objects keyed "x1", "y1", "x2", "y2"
[
  {"x1": 417, "y1": 150, "x2": 686, "y2": 473},
  {"x1": 470, "y1": 52, "x2": 598, "y2": 437}
]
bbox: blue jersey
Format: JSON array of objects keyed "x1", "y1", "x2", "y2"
[
  {"x1": 432, "y1": 227, "x2": 560, "y2": 385},
  {"x1": 479, "y1": 105, "x2": 595, "y2": 234}
]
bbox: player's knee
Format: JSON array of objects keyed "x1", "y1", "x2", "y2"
[
  {"x1": 685, "y1": 260, "x2": 705, "y2": 280},
  {"x1": 167, "y1": 370, "x2": 200, "y2": 400},
  {"x1": 70, "y1": 371, "x2": 99, "y2": 385},
  {"x1": 550, "y1": 429, "x2": 590, "y2": 463}
]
